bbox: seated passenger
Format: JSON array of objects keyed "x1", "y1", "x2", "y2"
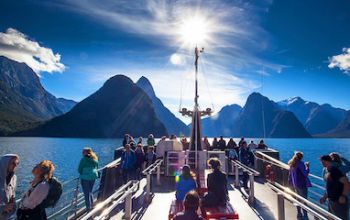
[
  {"x1": 173, "y1": 190, "x2": 203, "y2": 220},
  {"x1": 181, "y1": 138, "x2": 190, "y2": 151},
  {"x1": 202, "y1": 158, "x2": 228, "y2": 207},
  {"x1": 176, "y1": 165, "x2": 197, "y2": 202},
  {"x1": 212, "y1": 137, "x2": 219, "y2": 150},
  {"x1": 226, "y1": 138, "x2": 237, "y2": 150}
]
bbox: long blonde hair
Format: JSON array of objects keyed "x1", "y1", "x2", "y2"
[
  {"x1": 83, "y1": 147, "x2": 98, "y2": 161},
  {"x1": 288, "y1": 151, "x2": 303, "y2": 168}
]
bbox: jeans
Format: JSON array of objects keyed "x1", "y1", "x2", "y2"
[
  {"x1": 122, "y1": 169, "x2": 134, "y2": 183},
  {"x1": 242, "y1": 171, "x2": 249, "y2": 188},
  {"x1": 294, "y1": 187, "x2": 308, "y2": 219},
  {"x1": 81, "y1": 179, "x2": 95, "y2": 210},
  {"x1": 329, "y1": 198, "x2": 349, "y2": 220}
]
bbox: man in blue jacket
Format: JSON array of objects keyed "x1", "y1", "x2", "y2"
[{"x1": 121, "y1": 144, "x2": 136, "y2": 183}]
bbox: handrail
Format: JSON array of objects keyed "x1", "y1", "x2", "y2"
[
  {"x1": 142, "y1": 159, "x2": 163, "y2": 175},
  {"x1": 81, "y1": 180, "x2": 139, "y2": 220},
  {"x1": 254, "y1": 151, "x2": 290, "y2": 170},
  {"x1": 267, "y1": 182, "x2": 341, "y2": 220},
  {"x1": 230, "y1": 159, "x2": 260, "y2": 175}
]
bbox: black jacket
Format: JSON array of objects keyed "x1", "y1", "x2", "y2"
[{"x1": 207, "y1": 169, "x2": 228, "y2": 205}]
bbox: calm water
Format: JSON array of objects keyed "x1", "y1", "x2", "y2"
[{"x1": 0, "y1": 137, "x2": 349, "y2": 196}]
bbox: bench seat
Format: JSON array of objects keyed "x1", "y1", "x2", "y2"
[{"x1": 201, "y1": 203, "x2": 239, "y2": 220}]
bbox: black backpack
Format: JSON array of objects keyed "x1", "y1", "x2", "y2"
[{"x1": 40, "y1": 177, "x2": 63, "y2": 208}]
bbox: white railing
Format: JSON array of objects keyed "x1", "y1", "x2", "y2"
[
  {"x1": 267, "y1": 182, "x2": 341, "y2": 220},
  {"x1": 230, "y1": 159, "x2": 260, "y2": 204}
]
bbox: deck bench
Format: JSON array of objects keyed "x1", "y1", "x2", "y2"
[{"x1": 201, "y1": 202, "x2": 239, "y2": 220}]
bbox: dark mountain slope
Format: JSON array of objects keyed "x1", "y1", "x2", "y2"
[{"x1": 18, "y1": 75, "x2": 168, "y2": 138}]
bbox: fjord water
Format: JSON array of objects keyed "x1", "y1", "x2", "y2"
[{"x1": 1, "y1": 137, "x2": 350, "y2": 196}]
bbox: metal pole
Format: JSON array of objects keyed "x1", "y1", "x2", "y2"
[
  {"x1": 235, "y1": 164, "x2": 240, "y2": 187},
  {"x1": 146, "y1": 173, "x2": 151, "y2": 201},
  {"x1": 125, "y1": 192, "x2": 132, "y2": 220},
  {"x1": 157, "y1": 165, "x2": 161, "y2": 186},
  {"x1": 248, "y1": 173, "x2": 255, "y2": 204},
  {"x1": 277, "y1": 193, "x2": 285, "y2": 220}
]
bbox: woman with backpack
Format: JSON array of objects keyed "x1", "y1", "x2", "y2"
[
  {"x1": 288, "y1": 151, "x2": 312, "y2": 220},
  {"x1": 78, "y1": 147, "x2": 99, "y2": 211},
  {"x1": 17, "y1": 160, "x2": 55, "y2": 220},
  {"x1": 0, "y1": 154, "x2": 19, "y2": 220}
]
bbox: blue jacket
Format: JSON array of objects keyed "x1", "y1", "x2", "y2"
[
  {"x1": 175, "y1": 176, "x2": 197, "y2": 201},
  {"x1": 239, "y1": 147, "x2": 252, "y2": 166},
  {"x1": 121, "y1": 150, "x2": 136, "y2": 170}
]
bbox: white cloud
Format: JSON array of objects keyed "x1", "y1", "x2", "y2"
[
  {"x1": 328, "y1": 48, "x2": 350, "y2": 74},
  {"x1": 0, "y1": 28, "x2": 65, "y2": 74}
]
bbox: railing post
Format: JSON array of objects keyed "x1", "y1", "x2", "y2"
[
  {"x1": 248, "y1": 173, "x2": 255, "y2": 205},
  {"x1": 146, "y1": 173, "x2": 151, "y2": 201},
  {"x1": 277, "y1": 193, "x2": 285, "y2": 220},
  {"x1": 125, "y1": 191, "x2": 132, "y2": 220},
  {"x1": 235, "y1": 164, "x2": 240, "y2": 187},
  {"x1": 157, "y1": 165, "x2": 161, "y2": 186}
]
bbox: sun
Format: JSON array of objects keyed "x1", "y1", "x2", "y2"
[{"x1": 178, "y1": 16, "x2": 210, "y2": 47}]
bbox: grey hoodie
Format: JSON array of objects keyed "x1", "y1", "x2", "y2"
[{"x1": 0, "y1": 154, "x2": 18, "y2": 219}]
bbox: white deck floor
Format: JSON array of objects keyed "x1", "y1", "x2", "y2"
[{"x1": 106, "y1": 175, "x2": 308, "y2": 220}]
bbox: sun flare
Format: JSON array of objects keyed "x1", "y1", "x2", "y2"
[{"x1": 178, "y1": 16, "x2": 210, "y2": 47}]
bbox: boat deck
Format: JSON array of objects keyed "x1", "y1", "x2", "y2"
[{"x1": 108, "y1": 175, "x2": 304, "y2": 220}]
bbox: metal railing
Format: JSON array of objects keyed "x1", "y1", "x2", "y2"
[
  {"x1": 267, "y1": 182, "x2": 341, "y2": 220},
  {"x1": 142, "y1": 159, "x2": 163, "y2": 201},
  {"x1": 81, "y1": 180, "x2": 139, "y2": 220},
  {"x1": 230, "y1": 159, "x2": 260, "y2": 204},
  {"x1": 45, "y1": 158, "x2": 121, "y2": 219},
  {"x1": 254, "y1": 151, "x2": 327, "y2": 206}
]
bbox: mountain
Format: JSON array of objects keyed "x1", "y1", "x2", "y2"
[
  {"x1": 55, "y1": 98, "x2": 77, "y2": 114},
  {"x1": 18, "y1": 75, "x2": 168, "y2": 138},
  {"x1": 0, "y1": 56, "x2": 76, "y2": 135},
  {"x1": 318, "y1": 111, "x2": 350, "y2": 137},
  {"x1": 202, "y1": 104, "x2": 242, "y2": 136},
  {"x1": 234, "y1": 93, "x2": 310, "y2": 138},
  {"x1": 136, "y1": 76, "x2": 188, "y2": 136},
  {"x1": 278, "y1": 97, "x2": 347, "y2": 135},
  {"x1": 200, "y1": 93, "x2": 310, "y2": 138}
]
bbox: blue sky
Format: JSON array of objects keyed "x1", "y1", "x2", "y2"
[{"x1": 1, "y1": 0, "x2": 350, "y2": 121}]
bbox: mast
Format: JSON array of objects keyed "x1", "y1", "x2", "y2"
[{"x1": 180, "y1": 46, "x2": 212, "y2": 169}]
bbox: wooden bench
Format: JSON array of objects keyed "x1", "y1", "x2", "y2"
[
  {"x1": 201, "y1": 203, "x2": 239, "y2": 220},
  {"x1": 168, "y1": 200, "x2": 184, "y2": 220}
]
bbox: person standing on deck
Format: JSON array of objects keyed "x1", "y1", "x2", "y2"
[
  {"x1": 0, "y1": 154, "x2": 19, "y2": 220},
  {"x1": 122, "y1": 134, "x2": 130, "y2": 147},
  {"x1": 121, "y1": 144, "x2": 136, "y2": 183},
  {"x1": 78, "y1": 148, "x2": 99, "y2": 211},
  {"x1": 137, "y1": 137, "x2": 143, "y2": 145},
  {"x1": 173, "y1": 191, "x2": 203, "y2": 220},
  {"x1": 175, "y1": 165, "x2": 197, "y2": 202},
  {"x1": 17, "y1": 160, "x2": 55, "y2": 220},
  {"x1": 144, "y1": 146, "x2": 157, "y2": 167},
  {"x1": 257, "y1": 140, "x2": 268, "y2": 149},
  {"x1": 202, "y1": 158, "x2": 228, "y2": 207},
  {"x1": 147, "y1": 134, "x2": 155, "y2": 147},
  {"x1": 212, "y1": 137, "x2": 219, "y2": 150},
  {"x1": 203, "y1": 136, "x2": 211, "y2": 151},
  {"x1": 330, "y1": 153, "x2": 350, "y2": 176},
  {"x1": 227, "y1": 138, "x2": 237, "y2": 150},
  {"x1": 218, "y1": 136, "x2": 226, "y2": 151},
  {"x1": 239, "y1": 141, "x2": 253, "y2": 189},
  {"x1": 135, "y1": 144, "x2": 145, "y2": 180},
  {"x1": 248, "y1": 140, "x2": 257, "y2": 151},
  {"x1": 320, "y1": 155, "x2": 349, "y2": 220},
  {"x1": 288, "y1": 151, "x2": 311, "y2": 220}
]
